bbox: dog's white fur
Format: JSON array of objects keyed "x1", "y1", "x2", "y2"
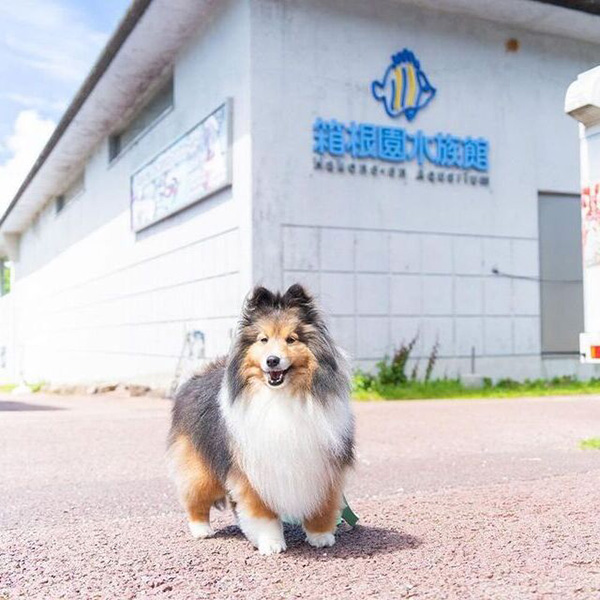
[
  {"x1": 188, "y1": 521, "x2": 215, "y2": 539},
  {"x1": 305, "y1": 530, "x2": 336, "y2": 548},
  {"x1": 220, "y1": 383, "x2": 352, "y2": 522},
  {"x1": 228, "y1": 489, "x2": 287, "y2": 555}
]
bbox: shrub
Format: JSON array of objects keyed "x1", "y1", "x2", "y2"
[
  {"x1": 376, "y1": 336, "x2": 418, "y2": 386},
  {"x1": 550, "y1": 375, "x2": 577, "y2": 386},
  {"x1": 354, "y1": 334, "x2": 439, "y2": 389},
  {"x1": 495, "y1": 378, "x2": 520, "y2": 390},
  {"x1": 424, "y1": 340, "x2": 439, "y2": 382},
  {"x1": 353, "y1": 370, "x2": 375, "y2": 392}
]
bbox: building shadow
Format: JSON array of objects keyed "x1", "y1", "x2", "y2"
[{"x1": 0, "y1": 401, "x2": 63, "y2": 412}]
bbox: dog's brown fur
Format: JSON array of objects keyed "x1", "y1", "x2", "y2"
[
  {"x1": 240, "y1": 311, "x2": 319, "y2": 396},
  {"x1": 169, "y1": 434, "x2": 225, "y2": 524}
]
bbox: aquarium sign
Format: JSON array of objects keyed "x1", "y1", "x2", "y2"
[
  {"x1": 312, "y1": 49, "x2": 490, "y2": 184},
  {"x1": 313, "y1": 119, "x2": 489, "y2": 172},
  {"x1": 372, "y1": 49, "x2": 436, "y2": 121}
]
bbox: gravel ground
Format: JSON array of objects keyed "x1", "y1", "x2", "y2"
[{"x1": 1, "y1": 392, "x2": 599, "y2": 599}]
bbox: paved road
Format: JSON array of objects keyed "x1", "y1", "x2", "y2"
[{"x1": 1, "y1": 393, "x2": 599, "y2": 599}]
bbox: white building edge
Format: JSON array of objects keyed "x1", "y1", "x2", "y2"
[
  {"x1": 566, "y1": 64, "x2": 600, "y2": 363},
  {"x1": 1, "y1": 0, "x2": 599, "y2": 388}
]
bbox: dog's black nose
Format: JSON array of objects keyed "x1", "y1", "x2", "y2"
[{"x1": 266, "y1": 355, "x2": 280, "y2": 368}]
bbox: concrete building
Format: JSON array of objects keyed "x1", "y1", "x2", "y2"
[{"x1": 1, "y1": 0, "x2": 599, "y2": 387}]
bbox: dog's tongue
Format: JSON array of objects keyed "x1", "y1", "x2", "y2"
[{"x1": 269, "y1": 370, "x2": 283, "y2": 382}]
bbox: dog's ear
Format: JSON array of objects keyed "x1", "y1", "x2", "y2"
[
  {"x1": 282, "y1": 283, "x2": 313, "y2": 308},
  {"x1": 245, "y1": 286, "x2": 276, "y2": 312}
]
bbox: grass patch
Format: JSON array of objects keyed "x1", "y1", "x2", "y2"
[
  {"x1": 580, "y1": 437, "x2": 600, "y2": 450},
  {"x1": 354, "y1": 335, "x2": 600, "y2": 400},
  {"x1": 353, "y1": 377, "x2": 600, "y2": 400},
  {"x1": 0, "y1": 382, "x2": 43, "y2": 394}
]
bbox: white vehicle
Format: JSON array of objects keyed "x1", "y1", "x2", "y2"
[{"x1": 566, "y1": 67, "x2": 600, "y2": 362}]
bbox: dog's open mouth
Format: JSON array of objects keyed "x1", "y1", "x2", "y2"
[{"x1": 266, "y1": 368, "x2": 289, "y2": 387}]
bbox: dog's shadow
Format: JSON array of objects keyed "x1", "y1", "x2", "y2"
[{"x1": 214, "y1": 523, "x2": 421, "y2": 558}]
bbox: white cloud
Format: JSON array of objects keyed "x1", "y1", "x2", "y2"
[
  {"x1": 0, "y1": 0, "x2": 108, "y2": 84},
  {"x1": 1, "y1": 93, "x2": 67, "y2": 113},
  {"x1": 0, "y1": 110, "x2": 56, "y2": 215},
  {"x1": 0, "y1": 1, "x2": 127, "y2": 218},
  {"x1": 0, "y1": 0, "x2": 112, "y2": 216},
  {"x1": 5, "y1": 31, "x2": 107, "y2": 84}
]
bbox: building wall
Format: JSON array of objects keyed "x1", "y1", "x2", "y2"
[
  {"x1": 9, "y1": 0, "x2": 252, "y2": 386},
  {"x1": 250, "y1": 0, "x2": 600, "y2": 378},
  {"x1": 4, "y1": 0, "x2": 600, "y2": 386},
  {"x1": 0, "y1": 291, "x2": 15, "y2": 383}
]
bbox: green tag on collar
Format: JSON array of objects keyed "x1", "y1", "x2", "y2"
[
  {"x1": 282, "y1": 495, "x2": 359, "y2": 527},
  {"x1": 340, "y1": 495, "x2": 359, "y2": 527}
]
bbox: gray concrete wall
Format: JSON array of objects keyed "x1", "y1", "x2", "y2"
[
  {"x1": 0, "y1": 291, "x2": 15, "y2": 383},
  {"x1": 5, "y1": 0, "x2": 600, "y2": 385},
  {"x1": 249, "y1": 0, "x2": 600, "y2": 379},
  {"x1": 9, "y1": 0, "x2": 252, "y2": 386}
]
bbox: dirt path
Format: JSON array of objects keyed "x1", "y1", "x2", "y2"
[{"x1": 1, "y1": 393, "x2": 599, "y2": 599}]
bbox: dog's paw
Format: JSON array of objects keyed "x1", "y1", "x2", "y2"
[
  {"x1": 305, "y1": 531, "x2": 336, "y2": 548},
  {"x1": 188, "y1": 521, "x2": 215, "y2": 539},
  {"x1": 258, "y1": 538, "x2": 287, "y2": 555}
]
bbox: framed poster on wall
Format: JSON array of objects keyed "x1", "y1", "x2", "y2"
[{"x1": 130, "y1": 99, "x2": 232, "y2": 232}]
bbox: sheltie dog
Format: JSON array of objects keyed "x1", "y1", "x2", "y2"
[{"x1": 167, "y1": 284, "x2": 355, "y2": 555}]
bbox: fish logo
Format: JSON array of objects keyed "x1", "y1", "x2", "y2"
[{"x1": 372, "y1": 49, "x2": 436, "y2": 121}]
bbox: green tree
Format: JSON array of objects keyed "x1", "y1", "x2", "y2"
[{"x1": 0, "y1": 261, "x2": 11, "y2": 295}]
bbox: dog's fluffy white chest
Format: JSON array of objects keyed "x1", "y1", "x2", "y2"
[{"x1": 222, "y1": 387, "x2": 350, "y2": 520}]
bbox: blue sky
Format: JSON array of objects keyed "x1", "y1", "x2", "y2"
[{"x1": 0, "y1": 0, "x2": 131, "y2": 210}]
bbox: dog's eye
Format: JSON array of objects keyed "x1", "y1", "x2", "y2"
[
  {"x1": 259, "y1": 337, "x2": 268, "y2": 344},
  {"x1": 286, "y1": 337, "x2": 296, "y2": 344}
]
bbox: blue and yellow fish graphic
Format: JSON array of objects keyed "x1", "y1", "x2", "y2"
[{"x1": 372, "y1": 49, "x2": 436, "y2": 121}]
